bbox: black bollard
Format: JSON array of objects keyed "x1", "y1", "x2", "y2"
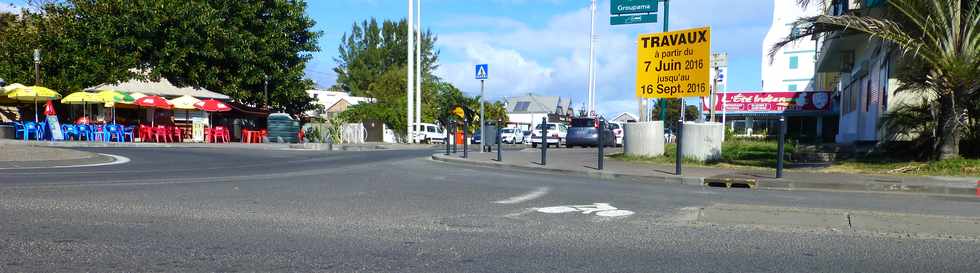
[
  {"x1": 496, "y1": 123, "x2": 502, "y2": 162},
  {"x1": 463, "y1": 121, "x2": 469, "y2": 159},
  {"x1": 598, "y1": 119, "x2": 604, "y2": 170},
  {"x1": 777, "y1": 116, "x2": 786, "y2": 178},
  {"x1": 540, "y1": 117, "x2": 547, "y2": 166},
  {"x1": 452, "y1": 124, "x2": 458, "y2": 154},
  {"x1": 675, "y1": 120, "x2": 683, "y2": 175},
  {"x1": 445, "y1": 124, "x2": 450, "y2": 155}
]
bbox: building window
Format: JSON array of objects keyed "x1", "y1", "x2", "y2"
[
  {"x1": 788, "y1": 84, "x2": 798, "y2": 91},
  {"x1": 789, "y1": 56, "x2": 799, "y2": 69}
]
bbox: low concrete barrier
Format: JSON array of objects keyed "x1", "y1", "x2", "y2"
[
  {"x1": 623, "y1": 121, "x2": 664, "y2": 157},
  {"x1": 681, "y1": 122, "x2": 723, "y2": 162}
]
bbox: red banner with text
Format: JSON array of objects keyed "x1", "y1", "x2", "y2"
[{"x1": 702, "y1": 91, "x2": 832, "y2": 113}]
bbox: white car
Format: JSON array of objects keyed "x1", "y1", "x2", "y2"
[
  {"x1": 609, "y1": 122, "x2": 624, "y2": 147},
  {"x1": 412, "y1": 123, "x2": 446, "y2": 144},
  {"x1": 500, "y1": 127, "x2": 525, "y2": 144},
  {"x1": 529, "y1": 122, "x2": 567, "y2": 148}
]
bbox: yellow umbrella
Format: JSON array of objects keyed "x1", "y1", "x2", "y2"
[
  {"x1": 3, "y1": 83, "x2": 26, "y2": 94},
  {"x1": 169, "y1": 95, "x2": 201, "y2": 125},
  {"x1": 61, "y1": 91, "x2": 100, "y2": 104},
  {"x1": 8, "y1": 86, "x2": 61, "y2": 122}
]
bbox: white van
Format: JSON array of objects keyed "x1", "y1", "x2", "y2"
[{"x1": 412, "y1": 123, "x2": 446, "y2": 144}]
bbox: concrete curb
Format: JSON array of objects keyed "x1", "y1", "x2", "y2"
[{"x1": 431, "y1": 153, "x2": 979, "y2": 198}]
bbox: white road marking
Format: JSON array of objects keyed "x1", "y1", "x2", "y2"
[
  {"x1": 494, "y1": 187, "x2": 550, "y2": 204},
  {"x1": 0, "y1": 153, "x2": 130, "y2": 170},
  {"x1": 535, "y1": 203, "x2": 635, "y2": 218}
]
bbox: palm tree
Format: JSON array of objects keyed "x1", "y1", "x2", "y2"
[{"x1": 772, "y1": 0, "x2": 980, "y2": 160}]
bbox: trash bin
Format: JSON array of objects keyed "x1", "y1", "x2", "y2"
[{"x1": 267, "y1": 113, "x2": 300, "y2": 143}]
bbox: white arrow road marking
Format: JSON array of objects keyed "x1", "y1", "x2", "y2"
[
  {"x1": 494, "y1": 187, "x2": 549, "y2": 204},
  {"x1": 535, "y1": 203, "x2": 635, "y2": 218}
]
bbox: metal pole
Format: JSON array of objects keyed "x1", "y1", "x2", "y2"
[
  {"x1": 597, "y1": 118, "x2": 604, "y2": 170},
  {"x1": 496, "y1": 120, "x2": 502, "y2": 161},
  {"x1": 540, "y1": 117, "x2": 547, "y2": 166},
  {"x1": 33, "y1": 49, "x2": 40, "y2": 85},
  {"x1": 675, "y1": 119, "x2": 683, "y2": 175},
  {"x1": 263, "y1": 74, "x2": 269, "y2": 108},
  {"x1": 480, "y1": 79, "x2": 485, "y2": 153},
  {"x1": 587, "y1": 0, "x2": 597, "y2": 114},
  {"x1": 445, "y1": 124, "x2": 450, "y2": 155},
  {"x1": 777, "y1": 116, "x2": 786, "y2": 178},
  {"x1": 463, "y1": 120, "x2": 469, "y2": 158},
  {"x1": 710, "y1": 70, "x2": 717, "y2": 122},
  {"x1": 452, "y1": 123, "x2": 457, "y2": 154},
  {"x1": 406, "y1": 0, "x2": 415, "y2": 144},
  {"x1": 415, "y1": 0, "x2": 422, "y2": 135},
  {"x1": 659, "y1": 0, "x2": 670, "y2": 122}
]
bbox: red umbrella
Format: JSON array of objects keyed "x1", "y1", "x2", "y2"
[
  {"x1": 193, "y1": 99, "x2": 231, "y2": 112},
  {"x1": 134, "y1": 95, "x2": 171, "y2": 129},
  {"x1": 134, "y1": 95, "x2": 172, "y2": 109}
]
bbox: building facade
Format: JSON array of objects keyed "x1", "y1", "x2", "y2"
[
  {"x1": 503, "y1": 94, "x2": 573, "y2": 131},
  {"x1": 305, "y1": 89, "x2": 375, "y2": 119},
  {"x1": 811, "y1": 0, "x2": 907, "y2": 145}
]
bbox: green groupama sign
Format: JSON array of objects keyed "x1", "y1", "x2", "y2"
[{"x1": 611, "y1": 0, "x2": 658, "y2": 15}]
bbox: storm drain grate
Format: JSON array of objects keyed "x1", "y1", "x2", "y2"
[{"x1": 704, "y1": 178, "x2": 757, "y2": 189}]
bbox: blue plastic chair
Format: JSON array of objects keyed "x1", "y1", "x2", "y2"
[
  {"x1": 35, "y1": 121, "x2": 47, "y2": 140},
  {"x1": 106, "y1": 124, "x2": 125, "y2": 142},
  {"x1": 76, "y1": 124, "x2": 92, "y2": 141},
  {"x1": 61, "y1": 124, "x2": 77, "y2": 140},
  {"x1": 122, "y1": 125, "x2": 136, "y2": 142},
  {"x1": 21, "y1": 122, "x2": 41, "y2": 141},
  {"x1": 13, "y1": 121, "x2": 24, "y2": 139}
]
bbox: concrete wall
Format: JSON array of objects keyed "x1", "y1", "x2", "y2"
[
  {"x1": 624, "y1": 121, "x2": 664, "y2": 157},
  {"x1": 681, "y1": 122, "x2": 723, "y2": 162}
]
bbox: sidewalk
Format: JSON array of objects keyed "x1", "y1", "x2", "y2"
[
  {"x1": 0, "y1": 143, "x2": 115, "y2": 168},
  {"x1": 431, "y1": 147, "x2": 980, "y2": 198},
  {"x1": 0, "y1": 139, "x2": 438, "y2": 152}
]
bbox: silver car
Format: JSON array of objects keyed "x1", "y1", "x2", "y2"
[{"x1": 500, "y1": 128, "x2": 525, "y2": 144}]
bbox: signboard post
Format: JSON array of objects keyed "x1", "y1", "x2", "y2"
[{"x1": 475, "y1": 64, "x2": 488, "y2": 152}]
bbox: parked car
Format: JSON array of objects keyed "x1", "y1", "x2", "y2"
[
  {"x1": 609, "y1": 122, "x2": 624, "y2": 147},
  {"x1": 565, "y1": 117, "x2": 616, "y2": 148},
  {"x1": 412, "y1": 123, "x2": 445, "y2": 144},
  {"x1": 529, "y1": 122, "x2": 567, "y2": 148},
  {"x1": 500, "y1": 127, "x2": 525, "y2": 144},
  {"x1": 472, "y1": 128, "x2": 481, "y2": 144}
]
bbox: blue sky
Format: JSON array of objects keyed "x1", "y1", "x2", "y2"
[{"x1": 3, "y1": 0, "x2": 776, "y2": 117}]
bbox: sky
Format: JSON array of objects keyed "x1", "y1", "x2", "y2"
[{"x1": 2, "y1": 0, "x2": 776, "y2": 118}]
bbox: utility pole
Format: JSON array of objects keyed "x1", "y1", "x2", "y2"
[
  {"x1": 406, "y1": 0, "x2": 415, "y2": 143},
  {"x1": 415, "y1": 0, "x2": 423, "y2": 132},
  {"x1": 479, "y1": 79, "x2": 485, "y2": 152},
  {"x1": 587, "y1": 0, "x2": 597, "y2": 116}
]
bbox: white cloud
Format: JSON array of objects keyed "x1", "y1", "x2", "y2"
[{"x1": 0, "y1": 2, "x2": 24, "y2": 14}]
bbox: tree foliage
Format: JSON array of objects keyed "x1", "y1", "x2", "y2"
[
  {"x1": 0, "y1": 0, "x2": 321, "y2": 116},
  {"x1": 652, "y1": 99, "x2": 699, "y2": 128},
  {"x1": 333, "y1": 18, "x2": 438, "y2": 97}
]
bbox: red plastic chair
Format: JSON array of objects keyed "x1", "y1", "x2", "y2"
[
  {"x1": 154, "y1": 125, "x2": 172, "y2": 143},
  {"x1": 241, "y1": 129, "x2": 253, "y2": 143},
  {"x1": 171, "y1": 126, "x2": 183, "y2": 143},
  {"x1": 211, "y1": 126, "x2": 230, "y2": 143},
  {"x1": 139, "y1": 125, "x2": 153, "y2": 142}
]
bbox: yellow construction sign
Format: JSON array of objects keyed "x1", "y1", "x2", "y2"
[{"x1": 636, "y1": 26, "x2": 711, "y2": 99}]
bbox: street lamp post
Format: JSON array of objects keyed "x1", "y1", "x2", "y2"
[
  {"x1": 263, "y1": 74, "x2": 269, "y2": 108},
  {"x1": 33, "y1": 49, "x2": 40, "y2": 85}
]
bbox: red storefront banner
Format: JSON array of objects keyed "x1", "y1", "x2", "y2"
[{"x1": 702, "y1": 91, "x2": 832, "y2": 113}]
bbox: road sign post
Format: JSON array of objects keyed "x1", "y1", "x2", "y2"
[{"x1": 476, "y1": 64, "x2": 488, "y2": 153}]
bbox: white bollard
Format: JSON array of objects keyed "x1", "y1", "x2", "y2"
[{"x1": 623, "y1": 121, "x2": 665, "y2": 157}]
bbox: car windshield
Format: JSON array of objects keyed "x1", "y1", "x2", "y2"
[
  {"x1": 535, "y1": 124, "x2": 557, "y2": 130},
  {"x1": 570, "y1": 118, "x2": 595, "y2": 127},
  {"x1": 610, "y1": 123, "x2": 620, "y2": 129},
  {"x1": 502, "y1": 129, "x2": 514, "y2": 133}
]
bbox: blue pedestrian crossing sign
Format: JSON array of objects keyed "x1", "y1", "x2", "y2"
[{"x1": 475, "y1": 64, "x2": 489, "y2": 80}]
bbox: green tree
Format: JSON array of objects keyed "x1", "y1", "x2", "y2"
[
  {"x1": 333, "y1": 18, "x2": 438, "y2": 96},
  {"x1": 0, "y1": 0, "x2": 321, "y2": 115},
  {"x1": 775, "y1": 0, "x2": 980, "y2": 160}
]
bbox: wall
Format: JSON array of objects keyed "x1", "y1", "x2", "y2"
[{"x1": 761, "y1": 0, "x2": 820, "y2": 92}]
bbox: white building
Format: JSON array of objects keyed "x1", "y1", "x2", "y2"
[
  {"x1": 305, "y1": 89, "x2": 374, "y2": 119},
  {"x1": 761, "y1": 0, "x2": 820, "y2": 92}
]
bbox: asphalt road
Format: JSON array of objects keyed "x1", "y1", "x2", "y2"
[{"x1": 1, "y1": 147, "x2": 979, "y2": 272}]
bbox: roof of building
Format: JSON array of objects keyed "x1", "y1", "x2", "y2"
[
  {"x1": 87, "y1": 78, "x2": 230, "y2": 100},
  {"x1": 306, "y1": 89, "x2": 374, "y2": 114},
  {"x1": 503, "y1": 94, "x2": 572, "y2": 114},
  {"x1": 611, "y1": 112, "x2": 638, "y2": 122}
]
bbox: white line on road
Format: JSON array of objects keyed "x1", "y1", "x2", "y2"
[
  {"x1": 494, "y1": 187, "x2": 550, "y2": 204},
  {"x1": 0, "y1": 153, "x2": 130, "y2": 170}
]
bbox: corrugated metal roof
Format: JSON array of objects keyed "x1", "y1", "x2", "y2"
[
  {"x1": 87, "y1": 78, "x2": 230, "y2": 100},
  {"x1": 504, "y1": 95, "x2": 571, "y2": 114}
]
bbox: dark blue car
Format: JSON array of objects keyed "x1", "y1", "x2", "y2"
[{"x1": 565, "y1": 117, "x2": 615, "y2": 148}]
